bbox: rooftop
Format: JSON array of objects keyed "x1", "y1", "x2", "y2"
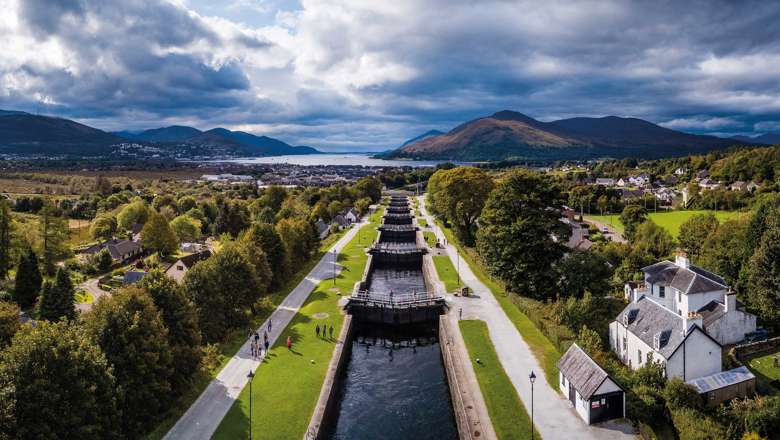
[
  {"x1": 686, "y1": 366, "x2": 755, "y2": 393},
  {"x1": 643, "y1": 260, "x2": 727, "y2": 295},
  {"x1": 557, "y1": 343, "x2": 615, "y2": 400}
]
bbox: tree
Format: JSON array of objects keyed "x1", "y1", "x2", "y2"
[
  {"x1": 0, "y1": 321, "x2": 120, "y2": 439},
  {"x1": 597, "y1": 195, "x2": 608, "y2": 215},
  {"x1": 83, "y1": 287, "x2": 173, "y2": 437},
  {"x1": 427, "y1": 167, "x2": 494, "y2": 245},
  {"x1": 678, "y1": 213, "x2": 719, "y2": 259},
  {"x1": 92, "y1": 248, "x2": 113, "y2": 272},
  {"x1": 746, "y1": 214, "x2": 780, "y2": 326},
  {"x1": 0, "y1": 199, "x2": 13, "y2": 279},
  {"x1": 620, "y1": 205, "x2": 647, "y2": 241},
  {"x1": 557, "y1": 251, "x2": 612, "y2": 298},
  {"x1": 177, "y1": 196, "x2": 197, "y2": 213},
  {"x1": 141, "y1": 210, "x2": 179, "y2": 256},
  {"x1": 245, "y1": 222, "x2": 288, "y2": 289},
  {"x1": 152, "y1": 194, "x2": 178, "y2": 214},
  {"x1": 36, "y1": 267, "x2": 75, "y2": 321},
  {"x1": 139, "y1": 270, "x2": 202, "y2": 395},
  {"x1": 276, "y1": 217, "x2": 317, "y2": 269},
  {"x1": 259, "y1": 185, "x2": 287, "y2": 212},
  {"x1": 94, "y1": 175, "x2": 113, "y2": 196},
  {"x1": 90, "y1": 214, "x2": 117, "y2": 241},
  {"x1": 698, "y1": 217, "x2": 749, "y2": 286},
  {"x1": 38, "y1": 204, "x2": 69, "y2": 274},
  {"x1": 215, "y1": 200, "x2": 249, "y2": 238},
  {"x1": 13, "y1": 248, "x2": 41, "y2": 309},
  {"x1": 354, "y1": 176, "x2": 382, "y2": 203},
  {"x1": 183, "y1": 246, "x2": 262, "y2": 342},
  {"x1": 633, "y1": 221, "x2": 675, "y2": 260},
  {"x1": 234, "y1": 240, "x2": 272, "y2": 302},
  {"x1": 355, "y1": 197, "x2": 372, "y2": 216},
  {"x1": 476, "y1": 170, "x2": 569, "y2": 299},
  {"x1": 170, "y1": 215, "x2": 201, "y2": 243},
  {"x1": 0, "y1": 301, "x2": 20, "y2": 347},
  {"x1": 117, "y1": 199, "x2": 150, "y2": 231},
  {"x1": 663, "y1": 378, "x2": 703, "y2": 410},
  {"x1": 576, "y1": 325, "x2": 603, "y2": 355}
]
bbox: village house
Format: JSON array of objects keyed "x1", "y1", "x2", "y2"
[
  {"x1": 674, "y1": 167, "x2": 687, "y2": 176},
  {"x1": 333, "y1": 214, "x2": 350, "y2": 230},
  {"x1": 698, "y1": 178, "x2": 721, "y2": 190},
  {"x1": 315, "y1": 219, "x2": 330, "y2": 240},
  {"x1": 616, "y1": 178, "x2": 627, "y2": 187},
  {"x1": 165, "y1": 250, "x2": 212, "y2": 283},
  {"x1": 622, "y1": 253, "x2": 757, "y2": 345},
  {"x1": 730, "y1": 181, "x2": 748, "y2": 192},
  {"x1": 628, "y1": 173, "x2": 651, "y2": 187},
  {"x1": 558, "y1": 343, "x2": 625, "y2": 425},
  {"x1": 595, "y1": 178, "x2": 615, "y2": 187},
  {"x1": 344, "y1": 207, "x2": 360, "y2": 224},
  {"x1": 82, "y1": 239, "x2": 143, "y2": 264},
  {"x1": 562, "y1": 218, "x2": 594, "y2": 251}
]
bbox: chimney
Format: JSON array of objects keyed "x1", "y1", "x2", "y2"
[
  {"x1": 725, "y1": 291, "x2": 737, "y2": 313},
  {"x1": 683, "y1": 311, "x2": 703, "y2": 333},
  {"x1": 675, "y1": 251, "x2": 690, "y2": 269}
]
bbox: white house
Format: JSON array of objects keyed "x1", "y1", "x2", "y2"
[
  {"x1": 344, "y1": 208, "x2": 360, "y2": 224},
  {"x1": 609, "y1": 296, "x2": 722, "y2": 381},
  {"x1": 623, "y1": 253, "x2": 757, "y2": 345},
  {"x1": 616, "y1": 178, "x2": 627, "y2": 187},
  {"x1": 558, "y1": 343, "x2": 625, "y2": 425},
  {"x1": 165, "y1": 250, "x2": 211, "y2": 284},
  {"x1": 595, "y1": 178, "x2": 615, "y2": 187},
  {"x1": 628, "y1": 173, "x2": 651, "y2": 187}
]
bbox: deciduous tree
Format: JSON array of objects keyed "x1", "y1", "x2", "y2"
[
  {"x1": 0, "y1": 301, "x2": 20, "y2": 347},
  {"x1": 117, "y1": 199, "x2": 150, "y2": 231},
  {"x1": 90, "y1": 214, "x2": 117, "y2": 241},
  {"x1": 619, "y1": 205, "x2": 647, "y2": 242},
  {"x1": 0, "y1": 200, "x2": 13, "y2": 279},
  {"x1": 746, "y1": 214, "x2": 780, "y2": 327},
  {"x1": 426, "y1": 167, "x2": 493, "y2": 245},
  {"x1": 170, "y1": 215, "x2": 201, "y2": 243},
  {"x1": 678, "y1": 213, "x2": 719, "y2": 259},
  {"x1": 141, "y1": 210, "x2": 178, "y2": 256},
  {"x1": 244, "y1": 222, "x2": 288, "y2": 289}
]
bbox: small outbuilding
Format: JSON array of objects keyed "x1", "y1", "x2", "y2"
[
  {"x1": 686, "y1": 366, "x2": 756, "y2": 408},
  {"x1": 558, "y1": 343, "x2": 625, "y2": 425}
]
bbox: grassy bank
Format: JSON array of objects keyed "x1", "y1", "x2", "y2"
[
  {"x1": 212, "y1": 212, "x2": 381, "y2": 440},
  {"x1": 145, "y1": 229, "x2": 347, "y2": 439},
  {"x1": 433, "y1": 255, "x2": 461, "y2": 292},
  {"x1": 435, "y1": 218, "x2": 561, "y2": 388},
  {"x1": 585, "y1": 210, "x2": 742, "y2": 238},
  {"x1": 460, "y1": 320, "x2": 538, "y2": 440}
]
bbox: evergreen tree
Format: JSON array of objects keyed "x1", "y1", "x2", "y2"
[
  {"x1": 0, "y1": 321, "x2": 120, "y2": 440},
  {"x1": 0, "y1": 199, "x2": 13, "y2": 279},
  {"x1": 38, "y1": 204, "x2": 69, "y2": 275},
  {"x1": 83, "y1": 287, "x2": 174, "y2": 437},
  {"x1": 12, "y1": 248, "x2": 41, "y2": 309},
  {"x1": 0, "y1": 301, "x2": 20, "y2": 347},
  {"x1": 139, "y1": 270, "x2": 202, "y2": 395},
  {"x1": 37, "y1": 268, "x2": 75, "y2": 321}
]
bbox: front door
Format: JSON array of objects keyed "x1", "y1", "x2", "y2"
[
  {"x1": 589, "y1": 391, "x2": 624, "y2": 424},
  {"x1": 569, "y1": 382, "x2": 576, "y2": 406}
]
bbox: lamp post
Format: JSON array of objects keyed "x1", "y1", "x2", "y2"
[
  {"x1": 332, "y1": 249, "x2": 337, "y2": 285},
  {"x1": 247, "y1": 370, "x2": 255, "y2": 440},
  {"x1": 529, "y1": 370, "x2": 536, "y2": 440},
  {"x1": 456, "y1": 248, "x2": 460, "y2": 286}
]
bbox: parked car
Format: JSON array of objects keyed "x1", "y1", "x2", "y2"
[{"x1": 744, "y1": 328, "x2": 769, "y2": 343}]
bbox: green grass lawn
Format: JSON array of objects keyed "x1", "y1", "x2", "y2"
[
  {"x1": 424, "y1": 230, "x2": 437, "y2": 247},
  {"x1": 436, "y1": 219, "x2": 561, "y2": 389},
  {"x1": 212, "y1": 212, "x2": 381, "y2": 440},
  {"x1": 459, "y1": 320, "x2": 538, "y2": 440},
  {"x1": 417, "y1": 218, "x2": 428, "y2": 227},
  {"x1": 74, "y1": 290, "x2": 93, "y2": 304},
  {"x1": 145, "y1": 229, "x2": 349, "y2": 440},
  {"x1": 433, "y1": 255, "x2": 461, "y2": 292},
  {"x1": 584, "y1": 210, "x2": 743, "y2": 238},
  {"x1": 747, "y1": 349, "x2": 780, "y2": 395}
]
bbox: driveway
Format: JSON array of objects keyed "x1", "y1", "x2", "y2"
[
  {"x1": 76, "y1": 277, "x2": 110, "y2": 313},
  {"x1": 419, "y1": 197, "x2": 636, "y2": 440}
]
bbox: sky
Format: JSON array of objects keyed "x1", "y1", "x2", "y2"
[{"x1": 1, "y1": 0, "x2": 780, "y2": 151}]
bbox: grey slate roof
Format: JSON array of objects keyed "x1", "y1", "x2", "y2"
[
  {"x1": 123, "y1": 271, "x2": 147, "y2": 285},
  {"x1": 642, "y1": 260, "x2": 727, "y2": 294},
  {"x1": 697, "y1": 299, "x2": 747, "y2": 327},
  {"x1": 175, "y1": 250, "x2": 212, "y2": 270},
  {"x1": 686, "y1": 366, "x2": 755, "y2": 393},
  {"x1": 108, "y1": 240, "x2": 142, "y2": 260},
  {"x1": 557, "y1": 343, "x2": 614, "y2": 400},
  {"x1": 615, "y1": 297, "x2": 687, "y2": 359}
]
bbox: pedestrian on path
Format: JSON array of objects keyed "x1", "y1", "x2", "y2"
[
  {"x1": 254, "y1": 331, "x2": 260, "y2": 345},
  {"x1": 264, "y1": 339, "x2": 269, "y2": 353},
  {"x1": 268, "y1": 320, "x2": 272, "y2": 333},
  {"x1": 329, "y1": 324, "x2": 334, "y2": 339},
  {"x1": 286, "y1": 336, "x2": 292, "y2": 350},
  {"x1": 264, "y1": 330, "x2": 268, "y2": 343},
  {"x1": 316, "y1": 324, "x2": 321, "y2": 338},
  {"x1": 459, "y1": 308, "x2": 462, "y2": 320}
]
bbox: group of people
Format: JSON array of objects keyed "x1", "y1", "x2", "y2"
[
  {"x1": 315, "y1": 322, "x2": 335, "y2": 339},
  {"x1": 248, "y1": 319, "x2": 274, "y2": 359}
]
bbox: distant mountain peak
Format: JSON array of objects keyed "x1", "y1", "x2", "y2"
[
  {"x1": 489, "y1": 110, "x2": 539, "y2": 123},
  {"x1": 400, "y1": 129, "x2": 444, "y2": 147}
]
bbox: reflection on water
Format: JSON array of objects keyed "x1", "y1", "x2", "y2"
[
  {"x1": 216, "y1": 153, "x2": 452, "y2": 168},
  {"x1": 328, "y1": 323, "x2": 457, "y2": 440}
]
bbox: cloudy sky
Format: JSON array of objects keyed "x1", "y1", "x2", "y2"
[{"x1": 2, "y1": 0, "x2": 780, "y2": 151}]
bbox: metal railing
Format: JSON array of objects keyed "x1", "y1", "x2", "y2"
[{"x1": 350, "y1": 290, "x2": 444, "y2": 307}]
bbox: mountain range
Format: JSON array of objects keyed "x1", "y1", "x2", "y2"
[
  {"x1": 0, "y1": 110, "x2": 318, "y2": 157},
  {"x1": 389, "y1": 110, "x2": 754, "y2": 161},
  {"x1": 731, "y1": 132, "x2": 780, "y2": 145}
]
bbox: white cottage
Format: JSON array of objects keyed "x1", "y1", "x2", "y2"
[{"x1": 558, "y1": 344, "x2": 625, "y2": 425}]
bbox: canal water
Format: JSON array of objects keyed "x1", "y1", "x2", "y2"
[{"x1": 327, "y1": 323, "x2": 458, "y2": 440}]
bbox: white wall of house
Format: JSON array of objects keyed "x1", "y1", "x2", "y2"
[
  {"x1": 680, "y1": 289, "x2": 728, "y2": 317},
  {"x1": 165, "y1": 262, "x2": 188, "y2": 284},
  {"x1": 706, "y1": 309, "x2": 756, "y2": 345},
  {"x1": 594, "y1": 378, "x2": 621, "y2": 395},
  {"x1": 609, "y1": 321, "x2": 665, "y2": 370},
  {"x1": 666, "y1": 329, "x2": 721, "y2": 381}
]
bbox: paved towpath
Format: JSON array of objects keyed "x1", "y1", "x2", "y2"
[
  {"x1": 582, "y1": 216, "x2": 627, "y2": 243},
  {"x1": 164, "y1": 220, "x2": 365, "y2": 440},
  {"x1": 419, "y1": 197, "x2": 636, "y2": 440}
]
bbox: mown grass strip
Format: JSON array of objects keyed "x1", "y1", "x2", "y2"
[
  {"x1": 433, "y1": 255, "x2": 461, "y2": 292},
  {"x1": 459, "y1": 320, "x2": 539, "y2": 440}
]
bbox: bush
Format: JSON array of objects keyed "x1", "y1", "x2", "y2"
[
  {"x1": 671, "y1": 407, "x2": 725, "y2": 440},
  {"x1": 627, "y1": 384, "x2": 666, "y2": 424},
  {"x1": 726, "y1": 396, "x2": 780, "y2": 439},
  {"x1": 663, "y1": 378, "x2": 703, "y2": 411}
]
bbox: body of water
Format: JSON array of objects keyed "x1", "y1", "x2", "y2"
[
  {"x1": 221, "y1": 153, "x2": 449, "y2": 167},
  {"x1": 327, "y1": 323, "x2": 458, "y2": 440}
]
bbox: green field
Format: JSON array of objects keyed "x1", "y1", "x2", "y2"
[
  {"x1": 212, "y1": 212, "x2": 381, "y2": 440},
  {"x1": 585, "y1": 210, "x2": 743, "y2": 238},
  {"x1": 433, "y1": 255, "x2": 461, "y2": 292},
  {"x1": 747, "y1": 349, "x2": 780, "y2": 395},
  {"x1": 424, "y1": 230, "x2": 437, "y2": 247},
  {"x1": 459, "y1": 320, "x2": 537, "y2": 440}
]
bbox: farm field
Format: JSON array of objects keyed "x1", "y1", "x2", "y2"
[{"x1": 585, "y1": 210, "x2": 744, "y2": 238}]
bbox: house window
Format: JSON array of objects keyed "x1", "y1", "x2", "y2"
[
  {"x1": 659, "y1": 286, "x2": 665, "y2": 298},
  {"x1": 647, "y1": 352, "x2": 653, "y2": 363},
  {"x1": 177, "y1": 265, "x2": 184, "y2": 271},
  {"x1": 637, "y1": 349, "x2": 642, "y2": 364},
  {"x1": 678, "y1": 292, "x2": 682, "y2": 303},
  {"x1": 623, "y1": 337, "x2": 627, "y2": 351}
]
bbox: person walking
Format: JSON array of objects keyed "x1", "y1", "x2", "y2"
[
  {"x1": 264, "y1": 330, "x2": 268, "y2": 344},
  {"x1": 268, "y1": 320, "x2": 272, "y2": 333},
  {"x1": 286, "y1": 335, "x2": 292, "y2": 350},
  {"x1": 329, "y1": 324, "x2": 334, "y2": 339},
  {"x1": 264, "y1": 339, "x2": 269, "y2": 353},
  {"x1": 316, "y1": 324, "x2": 321, "y2": 338}
]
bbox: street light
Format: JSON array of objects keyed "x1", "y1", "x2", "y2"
[
  {"x1": 456, "y1": 248, "x2": 460, "y2": 286},
  {"x1": 332, "y1": 249, "x2": 337, "y2": 285},
  {"x1": 529, "y1": 370, "x2": 536, "y2": 440},
  {"x1": 247, "y1": 370, "x2": 255, "y2": 440}
]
